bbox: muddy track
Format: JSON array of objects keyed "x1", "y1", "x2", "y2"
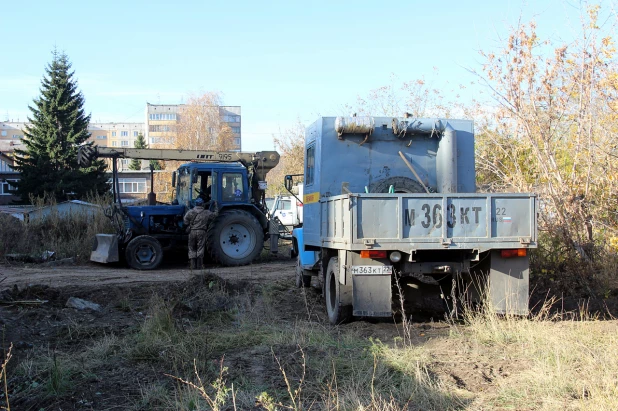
[{"x1": 0, "y1": 259, "x2": 296, "y2": 288}]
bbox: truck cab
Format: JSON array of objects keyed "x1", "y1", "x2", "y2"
[{"x1": 270, "y1": 195, "x2": 302, "y2": 228}]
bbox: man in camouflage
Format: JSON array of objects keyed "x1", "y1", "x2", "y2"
[{"x1": 183, "y1": 197, "x2": 214, "y2": 269}]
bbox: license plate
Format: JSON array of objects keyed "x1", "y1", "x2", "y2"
[{"x1": 351, "y1": 265, "x2": 393, "y2": 275}]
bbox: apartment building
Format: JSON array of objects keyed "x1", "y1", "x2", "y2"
[
  {"x1": 87, "y1": 122, "x2": 144, "y2": 148},
  {"x1": 87, "y1": 123, "x2": 145, "y2": 171},
  {"x1": 0, "y1": 102, "x2": 242, "y2": 202},
  {"x1": 0, "y1": 151, "x2": 19, "y2": 205},
  {"x1": 146, "y1": 103, "x2": 241, "y2": 150}
]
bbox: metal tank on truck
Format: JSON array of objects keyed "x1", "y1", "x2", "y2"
[{"x1": 290, "y1": 115, "x2": 537, "y2": 324}]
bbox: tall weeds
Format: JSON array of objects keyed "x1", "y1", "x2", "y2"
[
  {"x1": 0, "y1": 193, "x2": 114, "y2": 263},
  {"x1": 1, "y1": 344, "x2": 12, "y2": 411}
]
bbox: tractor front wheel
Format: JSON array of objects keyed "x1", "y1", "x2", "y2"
[{"x1": 125, "y1": 235, "x2": 163, "y2": 270}]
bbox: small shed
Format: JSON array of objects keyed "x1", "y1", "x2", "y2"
[{"x1": 0, "y1": 200, "x2": 102, "y2": 222}]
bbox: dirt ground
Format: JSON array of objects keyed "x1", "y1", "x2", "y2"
[
  {"x1": 1, "y1": 259, "x2": 616, "y2": 410},
  {"x1": 1, "y1": 259, "x2": 449, "y2": 410},
  {"x1": 0, "y1": 260, "x2": 294, "y2": 288}
]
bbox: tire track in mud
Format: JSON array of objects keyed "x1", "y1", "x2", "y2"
[{"x1": 0, "y1": 260, "x2": 296, "y2": 288}]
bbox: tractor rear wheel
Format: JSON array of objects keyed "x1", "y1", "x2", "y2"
[{"x1": 207, "y1": 210, "x2": 263, "y2": 266}]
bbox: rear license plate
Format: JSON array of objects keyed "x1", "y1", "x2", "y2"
[{"x1": 351, "y1": 265, "x2": 393, "y2": 275}]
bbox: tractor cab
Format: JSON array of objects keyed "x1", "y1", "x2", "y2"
[{"x1": 173, "y1": 163, "x2": 251, "y2": 210}]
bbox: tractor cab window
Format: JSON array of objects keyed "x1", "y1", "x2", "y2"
[
  {"x1": 177, "y1": 168, "x2": 191, "y2": 206},
  {"x1": 191, "y1": 171, "x2": 213, "y2": 204},
  {"x1": 222, "y1": 173, "x2": 245, "y2": 202}
]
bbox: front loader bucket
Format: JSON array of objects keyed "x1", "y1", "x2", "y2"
[{"x1": 91, "y1": 234, "x2": 120, "y2": 263}]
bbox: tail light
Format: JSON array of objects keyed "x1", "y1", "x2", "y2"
[
  {"x1": 297, "y1": 201, "x2": 303, "y2": 207},
  {"x1": 360, "y1": 250, "x2": 387, "y2": 259},
  {"x1": 500, "y1": 249, "x2": 527, "y2": 258}
]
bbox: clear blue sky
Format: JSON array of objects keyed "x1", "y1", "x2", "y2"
[{"x1": 0, "y1": 0, "x2": 606, "y2": 151}]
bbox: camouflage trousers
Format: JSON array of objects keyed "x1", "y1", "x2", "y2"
[{"x1": 188, "y1": 229, "x2": 207, "y2": 259}]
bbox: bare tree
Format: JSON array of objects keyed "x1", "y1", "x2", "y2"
[
  {"x1": 472, "y1": 5, "x2": 618, "y2": 258},
  {"x1": 176, "y1": 92, "x2": 234, "y2": 151},
  {"x1": 267, "y1": 121, "x2": 305, "y2": 196},
  {"x1": 345, "y1": 71, "x2": 460, "y2": 118}
]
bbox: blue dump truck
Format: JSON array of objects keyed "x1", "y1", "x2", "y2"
[
  {"x1": 78, "y1": 147, "x2": 280, "y2": 269},
  {"x1": 291, "y1": 116, "x2": 537, "y2": 324}
]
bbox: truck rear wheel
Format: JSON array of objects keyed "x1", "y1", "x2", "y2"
[
  {"x1": 207, "y1": 210, "x2": 263, "y2": 266},
  {"x1": 125, "y1": 235, "x2": 163, "y2": 270},
  {"x1": 295, "y1": 256, "x2": 312, "y2": 288},
  {"x1": 325, "y1": 257, "x2": 352, "y2": 324}
]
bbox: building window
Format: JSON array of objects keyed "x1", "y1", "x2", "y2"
[
  {"x1": 121, "y1": 131, "x2": 128, "y2": 137},
  {"x1": 149, "y1": 113, "x2": 177, "y2": 120},
  {"x1": 134, "y1": 131, "x2": 138, "y2": 137},
  {"x1": 0, "y1": 179, "x2": 17, "y2": 195},
  {"x1": 234, "y1": 138, "x2": 241, "y2": 146},
  {"x1": 121, "y1": 140, "x2": 129, "y2": 147},
  {"x1": 112, "y1": 131, "x2": 117, "y2": 137},
  {"x1": 0, "y1": 159, "x2": 14, "y2": 172},
  {"x1": 112, "y1": 141, "x2": 118, "y2": 147},
  {"x1": 1, "y1": 131, "x2": 6, "y2": 137},
  {"x1": 231, "y1": 127, "x2": 240, "y2": 134},
  {"x1": 96, "y1": 135, "x2": 106, "y2": 140},
  {"x1": 149, "y1": 125, "x2": 175, "y2": 132},
  {"x1": 222, "y1": 115, "x2": 240, "y2": 123},
  {"x1": 306, "y1": 144, "x2": 315, "y2": 186},
  {"x1": 12, "y1": 135, "x2": 23, "y2": 139},
  {"x1": 115, "y1": 178, "x2": 147, "y2": 193}
]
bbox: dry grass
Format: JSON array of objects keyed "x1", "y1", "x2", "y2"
[
  {"x1": 0, "y1": 193, "x2": 114, "y2": 263},
  {"x1": 447, "y1": 299, "x2": 618, "y2": 410},
  {"x1": 4, "y1": 273, "x2": 618, "y2": 410},
  {"x1": 156, "y1": 280, "x2": 618, "y2": 410},
  {"x1": 1, "y1": 343, "x2": 12, "y2": 411}
]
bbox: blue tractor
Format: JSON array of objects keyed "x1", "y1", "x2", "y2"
[{"x1": 78, "y1": 147, "x2": 280, "y2": 269}]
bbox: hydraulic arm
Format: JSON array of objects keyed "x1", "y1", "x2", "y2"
[{"x1": 78, "y1": 146, "x2": 280, "y2": 181}]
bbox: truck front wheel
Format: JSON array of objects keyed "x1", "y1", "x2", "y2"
[
  {"x1": 125, "y1": 235, "x2": 163, "y2": 270},
  {"x1": 325, "y1": 257, "x2": 352, "y2": 324},
  {"x1": 207, "y1": 210, "x2": 263, "y2": 266}
]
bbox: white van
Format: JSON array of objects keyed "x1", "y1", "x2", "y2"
[{"x1": 269, "y1": 184, "x2": 303, "y2": 229}]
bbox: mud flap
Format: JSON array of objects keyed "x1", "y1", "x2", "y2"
[
  {"x1": 489, "y1": 250, "x2": 529, "y2": 315},
  {"x1": 352, "y1": 274, "x2": 392, "y2": 317},
  {"x1": 91, "y1": 234, "x2": 119, "y2": 263}
]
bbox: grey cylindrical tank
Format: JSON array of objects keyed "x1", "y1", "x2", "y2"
[{"x1": 436, "y1": 124, "x2": 458, "y2": 193}]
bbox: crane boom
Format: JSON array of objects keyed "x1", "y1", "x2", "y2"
[{"x1": 78, "y1": 146, "x2": 280, "y2": 180}]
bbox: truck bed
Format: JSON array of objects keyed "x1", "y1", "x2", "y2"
[{"x1": 317, "y1": 193, "x2": 537, "y2": 252}]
